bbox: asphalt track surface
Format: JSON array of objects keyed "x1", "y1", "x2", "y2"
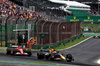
[{"x1": 0, "y1": 37, "x2": 100, "y2": 66}]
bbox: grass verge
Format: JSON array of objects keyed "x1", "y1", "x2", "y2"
[
  {"x1": 0, "y1": 36, "x2": 88, "y2": 52},
  {"x1": 81, "y1": 23, "x2": 100, "y2": 31},
  {"x1": 55, "y1": 36, "x2": 88, "y2": 50},
  {"x1": 0, "y1": 60, "x2": 68, "y2": 66},
  {"x1": 0, "y1": 50, "x2": 6, "y2": 52}
]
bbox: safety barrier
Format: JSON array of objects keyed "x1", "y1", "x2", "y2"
[
  {"x1": 29, "y1": 34, "x2": 82, "y2": 49},
  {"x1": 7, "y1": 34, "x2": 82, "y2": 49},
  {"x1": 36, "y1": 20, "x2": 81, "y2": 45},
  {"x1": 1, "y1": 16, "x2": 81, "y2": 47}
]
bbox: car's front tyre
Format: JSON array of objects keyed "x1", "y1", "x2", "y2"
[
  {"x1": 6, "y1": 48, "x2": 11, "y2": 55},
  {"x1": 66, "y1": 54, "x2": 73, "y2": 62},
  {"x1": 27, "y1": 50, "x2": 32, "y2": 56}
]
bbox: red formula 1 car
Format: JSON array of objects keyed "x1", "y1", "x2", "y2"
[
  {"x1": 93, "y1": 35, "x2": 100, "y2": 38},
  {"x1": 6, "y1": 45, "x2": 32, "y2": 56}
]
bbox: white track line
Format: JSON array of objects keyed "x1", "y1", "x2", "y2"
[
  {"x1": 58, "y1": 36, "x2": 100, "y2": 65},
  {"x1": 97, "y1": 59, "x2": 100, "y2": 64},
  {"x1": 59, "y1": 36, "x2": 93, "y2": 51}
]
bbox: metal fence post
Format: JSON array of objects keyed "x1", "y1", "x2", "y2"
[
  {"x1": 75, "y1": 22, "x2": 77, "y2": 36},
  {"x1": 36, "y1": 20, "x2": 40, "y2": 44},
  {"x1": 5, "y1": 16, "x2": 11, "y2": 47},
  {"x1": 34, "y1": 18, "x2": 38, "y2": 40},
  {"x1": 25, "y1": 18, "x2": 29, "y2": 29},
  {"x1": 15, "y1": 17, "x2": 20, "y2": 45},
  {"x1": 57, "y1": 22, "x2": 61, "y2": 42},
  {"x1": 41, "y1": 21, "x2": 46, "y2": 45},
  {"x1": 49, "y1": 22, "x2": 53, "y2": 44},
  {"x1": 25, "y1": 18, "x2": 29, "y2": 42}
]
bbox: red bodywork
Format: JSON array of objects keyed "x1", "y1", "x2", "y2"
[
  {"x1": 11, "y1": 46, "x2": 28, "y2": 55},
  {"x1": 95, "y1": 35, "x2": 99, "y2": 38},
  {"x1": 15, "y1": 47, "x2": 24, "y2": 54}
]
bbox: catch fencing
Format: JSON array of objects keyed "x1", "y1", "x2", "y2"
[
  {"x1": 1, "y1": 16, "x2": 81, "y2": 47},
  {"x1": 36, "y1": 20, "x2": 81, "y2": 45},
  {"x1": 3, "y1": 16, "x2": 37, "y2": 46}
]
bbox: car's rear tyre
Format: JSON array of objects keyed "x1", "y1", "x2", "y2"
[
  {"x1": 37, "y1": 52, "x2": 44, "y2": 59},
  {"x1": 49, "y1": 54, "x2": 53, "y2": 60},
  {"x1": 6, "y1": 48, "x2": 11, "y2": 55},
  {"x1": 67, "y1": 59, "x2": 71, "y2": 62},
  {"x1": 27, "y1": 50, "x2": 32, "y2": 56},
  {"x1": 45, "y1": 56, "x2": 49, "y2": 60},
  {"x1": 37, "y1": 53, "x2": 41, "y2": 59},
  {"x1": 11, "y1": 49, "x2": 17, "y2": 56}
]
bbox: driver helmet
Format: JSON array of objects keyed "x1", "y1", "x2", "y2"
[{"x1": 52, "y1": 49, "x2": 55, "y2": 51}]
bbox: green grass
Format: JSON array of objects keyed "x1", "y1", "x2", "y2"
[
  {"x1": 0, "y1": 36, "x2": 88, "y2": 52},
  {"x1": 0, "y1": 50, "x2": 6, "y2": 52},
  {"x1": 0, "y1": 60, "x2": 69, "y2": 66},
  {"x1": 55, "y1": 36, "x2": 88, "y2": 50},
  {"x1": 30, "y1": 49, "x2": 39, "y2": 51},
  {"x1": 0, "y1": 60, "x2": 52, "y2": 64},
  {"x1": 81, "y1": 23, "x2": 100, "y2": 31}
]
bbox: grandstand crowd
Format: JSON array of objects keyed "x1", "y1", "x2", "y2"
[
  {"x1": 87, "y1": 8, "x2": 100, "y2": 16},
  {"x1": 0, "y1": 0, "x2": 48, "y2": 21},
  {"x1": 0, "y1": 0, "x2": 69, "y2": 22},
  {"x1": 0, "y1": 0, "x2": 100, "y2": 22}
]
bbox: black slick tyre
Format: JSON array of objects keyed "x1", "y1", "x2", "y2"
[
  {"x1": 11, "y1": 49, "x2": 17, "y2": 56},
  {"x1": 6, "y1": 48, "x2": 11, "y2": 55},
  {"x1": 66, "y1": 54, "x2": 73, "y2": 62},
  {"x1": 27, "y1": 50, "x2": 32, "y2": 56},
  {"x1": 37, "y1": 53, "x2": 41, "y2": 59},
  {"x1": 49, "y1": 54, "x2": 53, "y2": 60}
]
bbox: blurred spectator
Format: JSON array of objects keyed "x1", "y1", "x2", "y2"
[
  {"x1": 0, "y1": 0, "x2": 67, "y2": 22},
  {"x1": 22, "y1": 34, "x2": 25, "y2": 43},
  {"x1": 0, "y1": 0, "x2": 42, "y2": 20}
]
